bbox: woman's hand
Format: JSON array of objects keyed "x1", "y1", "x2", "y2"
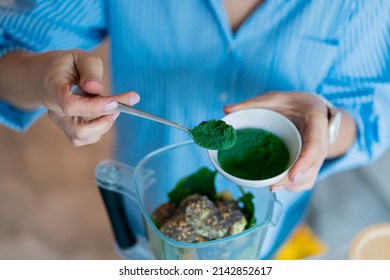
[
  {"x1": 0, "y1": 49, "x2": 140, "y2": 146},
  {"x1": 224, "y1": 91, "x2": 356, "y2": 192}
]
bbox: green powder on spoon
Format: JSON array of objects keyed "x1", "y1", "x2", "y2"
[{"x1": 190, "y1": 119, "x2": 237, "y2": 150}]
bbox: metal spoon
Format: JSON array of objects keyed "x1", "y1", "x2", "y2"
[
  {"x1": 70, "y1": 85, "x2": 236, "y2": 150},
  {"x1": 70, "y1": 85, "x2": 193, "y2": 138},
  {"x1": 115, "y1": 101, "x2": 191, "y2": 135}
]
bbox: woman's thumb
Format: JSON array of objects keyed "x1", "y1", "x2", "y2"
[{"x1": 74, "y1": 52, "x2": 104, "y2": 94}]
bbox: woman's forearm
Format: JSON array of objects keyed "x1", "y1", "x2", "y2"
[
  {"x1": 0, "y1": 48, "x2": 139, "y2": 146},
  {"x1": 0, "y1": 51, "x2": 51, "y2": 110},
  {"x1": 326, "y1": 110, "x2": 357, "y2": 159}
]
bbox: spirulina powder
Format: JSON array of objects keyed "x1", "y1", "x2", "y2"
[
  {"x1": 217, "y1": 128, "x2": 290, "y2": 180},
  {"x1": 190, "y1": 119, "x2": 237, "y2": 150}
]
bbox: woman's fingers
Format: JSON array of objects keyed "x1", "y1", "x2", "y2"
[
  {"x1": 82, "y1": 80, "x2": 103, "y2": 95},
  {"x1": 40, "y1": 50, "x2": 137, "y2": 147},
  {"x1": 224, "y1": 92, "x2": 288, "y2": 113},
  {"x1": 49, "y1": 112, "x2": 120, "y2": 147},
  {"x1": 270, "y1": 112, "x2": 328, "y2": 192},
  {"x1": 70, "y1": 114, "x2": 116, "y2": 146},
  {"x1": 47, "y1": 50, "x2": 141, "y2": 118},
  {"x1": 71, "y1": 136, "x2": 103, "y2": 147},
  {"x1": 288, "y1": 112, "x2": 328, "y2": 182},
  {"x1": 57, "y1": 88, "x2": 140, "y2": 118},
  {"x1": 270, "y1": 164, "x2": 319, "y2": 192},
  {"x1": 74, "y1": 52, "x2": 104, "y2": 94}
]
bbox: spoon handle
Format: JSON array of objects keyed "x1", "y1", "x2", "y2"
[
  {"x1": 116, "y1": 102, "x2": 190, "y2": 134},
  {"x1": 70, "y1": 85, "x2": 191, "y2": 134}
]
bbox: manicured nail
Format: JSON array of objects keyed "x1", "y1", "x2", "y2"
[
  {"x1": 85, "y1": 79, "x2": 101, "y2": 84},
  {"x1": 129, "y1": 94, "x2": 140, "y2": 106},
  {"x1": 224, "y1": 104, "x2": 234, "y2": 111},
  {"x1": 104, "y1": 101, "x2": 118, "y2": 111},
  {"x1": 271, "y1": 185, "x2": 285, "y2": 192},
  {"x1": 112, "y1": 112, "x2": 120, "y2": 121},
  {"x1": 293, "y1": 172, "x2": 303, "y2": 183}
]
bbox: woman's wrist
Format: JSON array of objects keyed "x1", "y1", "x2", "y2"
[
  {"x1": 309, "y1": 93, "x2": 357, "y2": 159},
  {"x1": 0, "y1": 50, "x2": 52, "y2": 110},
  {"x1": 326, "y1": 109, "x2": 357, "y2": 159}
]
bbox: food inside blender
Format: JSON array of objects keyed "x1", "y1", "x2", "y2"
[{"x1": 151, "y1": 167, "x2": 256, "y2": 243}]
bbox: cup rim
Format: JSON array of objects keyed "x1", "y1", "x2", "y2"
[
  {"x1": 207, "y1": 108, "x2": 302, "y2": 188},
  {"x1": 133, "y1": 140, "x2": 282, "y2": 248}
]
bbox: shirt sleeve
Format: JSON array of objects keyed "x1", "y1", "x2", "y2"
[
  {"x1": 317, "y1": 1, "x2": 390, "y2": 180},
  {"x1": 0, "y1": 0, "x2": 107, "y2": 132}
]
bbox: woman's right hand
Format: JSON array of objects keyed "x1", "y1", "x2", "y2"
[{"x1": 0, "y1": 49, "x2": 140, "y2": 146}]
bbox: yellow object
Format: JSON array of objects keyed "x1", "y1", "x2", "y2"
[{"x1": 274, "y1": 224, "x2": 327, "y2": 260}]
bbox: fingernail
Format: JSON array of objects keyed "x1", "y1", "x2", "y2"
[
  {"x1": 104, "y1": 101, "x2": 118, "y2": 111},
  {"x1": 293, "y1": 172, "x2": 303, "y2": 183},
  {"x1": 112, "y1": 112, "x2": 120, "y2": 121},
  {"x1": 224, "y1": 104, "x2": 234, "y2": 111},
  {"x1": 85, "y1": 79, "x2": 101, "y2": 84},
  {"x1": 271, "y1": 185, "x2": 285, "y2": 192},
  {"x1": 129, "y1": 94, "x2": 140, "y2": 106}
]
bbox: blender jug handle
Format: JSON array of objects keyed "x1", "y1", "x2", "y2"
[
  {"x1": 95, "y1": 159, "x2": 154, "y2": 249},
  {"x1": 98, "y1": 187, "x2": 136, "y2": 248},
  {"x1": 270, "y1": 199, "x2": 283, "y2": 226}
]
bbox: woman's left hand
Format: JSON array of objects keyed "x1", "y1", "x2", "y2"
[{"x1": 224, "y1": 91, "x2": 330, "y2": 193}]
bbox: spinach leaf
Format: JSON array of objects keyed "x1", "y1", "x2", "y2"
[
  {"x1": 168, "y1": 167, "x2": 217, "y2": 205},
  {"x1": 238, "y1": 192, "x2": 256, "y2": 229},
  {"x1": 151, "y1": 217, "x2": 161, "y2": 229}
]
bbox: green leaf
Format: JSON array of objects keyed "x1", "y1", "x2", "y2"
[
  {"x1": 238, "y1": 192, "x2": 257, "y2": 229},
  {"x1": 168, "y1": 167, "x2": 217, "y2": 205},
  {"x1": 247, "y1": 215, "x2": 257, "y2": 229},
  {"x1": 151, "y1": 217, "x2": 161, "y2": 229}
]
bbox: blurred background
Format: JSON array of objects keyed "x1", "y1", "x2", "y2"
[
  {"x1": 0, "y1": 40, "x2": 120, "y2": 259},
  {"x1": 0, "y1": 40, "x2": 389, "y2": 260}
]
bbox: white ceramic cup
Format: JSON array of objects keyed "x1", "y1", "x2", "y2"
[{"x1": 208, "y1": 108, "x2": 302, "y2": 188}]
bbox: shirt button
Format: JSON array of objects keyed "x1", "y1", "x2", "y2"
[{"x1": 218, "y1": 92, "x2": 228, "y2": 102}]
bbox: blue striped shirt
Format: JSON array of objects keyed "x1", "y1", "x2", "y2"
[{"x1": 1, "y1": 0, "x2": 390, "y2": 258}]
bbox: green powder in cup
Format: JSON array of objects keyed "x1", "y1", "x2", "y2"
[
  {"x1": 190, "y1": 119, "x2": 237, "y2": 150},
  {"x1": 217, "y1": 128, "x2": 290, "y2": 180}
]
